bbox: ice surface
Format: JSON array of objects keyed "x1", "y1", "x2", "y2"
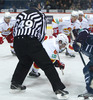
[{"x1": 0, "y1": 40, "x2": 89, "y2": 100}]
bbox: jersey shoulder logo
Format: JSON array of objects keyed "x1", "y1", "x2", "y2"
[{"x1": 54, "y1": 50, "x2": 57, "y2": 54}]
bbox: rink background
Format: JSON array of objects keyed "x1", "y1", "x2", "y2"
[{"x1": 0, "y1": 12, "x2": 91, "y2": 100}]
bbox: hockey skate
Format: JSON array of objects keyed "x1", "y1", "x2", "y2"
[
  {"x1": 55, "y1": 89, "x2": 69, "y2": 99},
  {"x1": 29, "y1": 69, "x2": 41, "y2": 77},
  {"x1": 78, "y1": 92, "x2": 93, "y2": 100},
  {"x1": 65, "y1": 50, "x2": 75, "y2": 57}
]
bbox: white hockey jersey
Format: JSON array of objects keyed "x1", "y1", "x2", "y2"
[
  {"x1": 0, "y1": 17, "x2": 16, "y2": 36},
  {"x1": 43, "y1": 36, "x2": 59, "y2": 62},
  {"x1": 79, "y1": 17, "x2": 89, "y2": 29},
  {"x1": 52, "y1": 16, "x2": 81, "y2": 35},
  {"x1": 84, "y1": 14, "x2": 93, "y2": 32}
]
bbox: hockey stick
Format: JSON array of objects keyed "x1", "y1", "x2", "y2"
[
  {"x1": 70, "y1": 30, "x2": 86, "y2": 66},
  {"x1": 57, "y1": 53, "x2": 64, "y2": 75},
  {"x1": 78, "y1": 51, "x2": 86, "y2": 66}
]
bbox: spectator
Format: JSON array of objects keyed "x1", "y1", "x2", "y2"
[
  {"x1": 0, "y1": 0, "x2": 4, "y2": 10},
  {"x1": 56, "y1": 1, "x2": 60, "y2": 9},
  {"x1": 45, "y1": 0, "x2": 51, "y2": 9},
  {"x1": 51, "y1": 0, "x2": 57, "y2": 9},
  {"x1": 60, "y1": 3, "x2": 64, "y2": 9},
  {"x1": 1, "y1": 0, "x2": 93, "y2": 11},
  {"x1": 63, "y1": 4, "x2": 68, "y2": 11},
  {"x1": 67, "y1": 0, "x2": 73, "y2": 9}
]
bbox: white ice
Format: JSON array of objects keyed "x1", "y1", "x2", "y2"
[{"x1": 0, "y1": 39, "x2": 90, "y2": 100}]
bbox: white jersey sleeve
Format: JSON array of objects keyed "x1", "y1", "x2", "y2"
[
  {"x1": 79, "y1": 17, "x2": 89, "y2": 29},
  {"x1": 72, "y1": 20, "x2": 81, "y2": 29},
  {"x1": 42, "y1": 37, "x2": 59, "y2": 62}
]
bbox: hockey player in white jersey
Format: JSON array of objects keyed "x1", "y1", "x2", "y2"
[
  {"x1": 0, "y1": 12, "x2": 16, "y2": 55},
  {"x1": 78, "y1": 10, "x2": 89, "y2": 29},
  {"x1": 29, "y1": 34, "x2": 68, "y2": 77},
  {"x1": 52, "y1": 11, "x2": 81, "y2": 57},
  {"x1": 84, "y1": 14, "x2": 93, "y2": 33}
]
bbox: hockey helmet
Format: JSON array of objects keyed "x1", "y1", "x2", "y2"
[
  {"x1": 56, "y1": 34, "x2": 68, "y2": 45},
  {"x1": 4, "y1": 12, "x2": 11, "y2": 18},
  {"x1": 71, "y1": 11, "x2": 78, "y2": 17},
  {"x1": 78, "y1": 10, "x2": 84, "y2": 16}
]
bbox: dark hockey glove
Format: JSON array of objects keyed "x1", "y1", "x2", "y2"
[
  {"x1": 54, "y1": 60, "x2": 65, "y2": 69},
  {"x1": 73, "y1": 42, "x2": 81, "y2": 52}
]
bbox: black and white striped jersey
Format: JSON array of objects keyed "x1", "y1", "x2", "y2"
[{"x1": 13, "y1": 8, "x2": 47, "y2": 42}]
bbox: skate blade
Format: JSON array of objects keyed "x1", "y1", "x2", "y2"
[
  {"x1": 56, "y1": 94, "x2": 69, "y2": 99},
  {"x1": 9, "y1": 89, "x2": 26, "y2": 94}
]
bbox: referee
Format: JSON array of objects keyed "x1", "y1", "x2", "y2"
[{"x1": 10, "y1": 0, "x2": 68, "y2": 98}]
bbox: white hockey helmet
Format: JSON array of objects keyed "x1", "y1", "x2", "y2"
[
  {"x1": 71, "y1": 11, "x2": 78, "y2": 17},
  {"x1": 78, "y1": 10, "x2": 84, "y2": 15},
  {"x1": 56, "y1": 34, "x2": 68, "y2": 45},
  {"x1": 4, "y1": 12, "x2": 11, "y2": 18}
]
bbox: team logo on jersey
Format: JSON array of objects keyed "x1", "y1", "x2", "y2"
[
  {"x1": 54, "y1": 50, "x2": 57, "y2": 54},
  {"x1": 52, "y1": 50, "x2": 57, "y2": 58},
  {"x1": 63, "y1": 27, "x2": 71, "y2": 33},
  {"x1": 52, "y1": 54, "x2": 57, "y2": 58}
]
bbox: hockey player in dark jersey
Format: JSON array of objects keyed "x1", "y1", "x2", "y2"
[{"x1": 72, "y1": 28, "x2": 93, "y2": 99}]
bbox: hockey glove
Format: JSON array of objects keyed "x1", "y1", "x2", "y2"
[
  {"x1": 59, "y1": 62, "x2": 65, "y2": 70},
  {"x1": 0, "y1": 37, "x2": 4, "y2": 44},
  {"x1": 73, "y1": 42, "x2": 81, "y2": 52},
  {"x1": 54, "y1": 60, "x2": 65, "y2": 69}
]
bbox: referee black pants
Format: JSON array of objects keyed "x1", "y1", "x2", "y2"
[{"x1": 11, "y1": 36, "x2": 65, "y2": 92}]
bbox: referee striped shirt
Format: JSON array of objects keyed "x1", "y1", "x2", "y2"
[{"x1": 13, "y1": 8, "x2": 47, "y2": 42}]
